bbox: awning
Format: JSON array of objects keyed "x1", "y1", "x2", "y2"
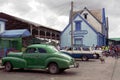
[
  {"x1": 109, "y1": 38, "x2": 120, "y2": 41},
  {"x1": 0, "y1": 29, "x2": 31, "y2": 38}
]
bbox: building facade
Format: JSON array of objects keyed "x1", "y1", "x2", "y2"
[
  {"x1": 0, "y1": 12, "x2": 61, "y2": 41},
  {"x1": 60, "y1": 7, "x2": 109, "y2": 48}
]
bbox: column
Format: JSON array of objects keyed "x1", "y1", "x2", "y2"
[
  {"x1": 38, "y1": 27, "x2": 40, "y2": 38},
  {"x1": 50, "y1": 32, "x2": 52, "y2": 42},
  {"x1": 44, "y1": 30, "x2": 46, "y2": 40},
  {"x1": 30, "y1": 24, "x2": 32, "y2": 35}
]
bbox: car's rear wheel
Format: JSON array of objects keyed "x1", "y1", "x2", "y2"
[
  {"x1": 81, "y1": 55, "x2": 88, "y2": 61},
  {"x1": 95, "y1": 54, "x2": 100, "y2": 59},
  {"x1": 48, "y1": 63, "x2": 59, "y2": 74},
  {"x1": 4, "y1": 62, "x2": 13, "y2": 72}
]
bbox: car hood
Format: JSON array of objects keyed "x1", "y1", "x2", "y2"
[{"x1": 7, "y1": 52, "x2": 23, "y2": 58}]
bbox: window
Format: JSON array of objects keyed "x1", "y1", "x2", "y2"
[
  {"x1": 26, "y1": 48, "x2": 37, "y2": 53},
  {"x1": 74, "y1": 21, "x2": 82, "y2": 31},
  {"x1": 75, "y1": 38, "x2": 83, "y2": 45},
  {"x1": 83, "y1": 13, "x2": 88, "y2": 19},
  {"x1": 38, "y1": 48, "x2": 47, "y2": 53}
]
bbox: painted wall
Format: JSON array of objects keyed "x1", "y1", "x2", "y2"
[
  {"x1": 0, "y1": 38, "x2": 22, "y2": 50},
  {"x1": 74, "y1": 15, "x2": 98, "y2": 46},
  {"x1": 60, "y1": 24, "x2": 71, "y2": 48},
  {"x1": 0, "y1": 21, "x2": 5, "y2": 33},
  {"x1": 61, "y1": 14, "x2": 98, "y2": 48},
  {"x1": 81, "y1": 10, "x2": 102, "y2": 33}
]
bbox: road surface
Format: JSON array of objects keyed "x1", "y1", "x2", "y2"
[{"x1": 0, "y1": 57, "x2": 119, "y2": 80}]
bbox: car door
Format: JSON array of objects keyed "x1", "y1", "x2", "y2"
[
  {"x1": 22, "y1": 47, "x2": 39, "y2": 67},
  {"x1": 36, "y1": 47, "x2": 49, "y2": 67}
]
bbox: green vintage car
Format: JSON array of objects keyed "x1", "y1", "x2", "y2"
[{"x1": 2, "y1": 44, "x2": 78, "y2": 74}]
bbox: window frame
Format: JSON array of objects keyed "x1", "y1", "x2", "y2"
[
  {"x1": 74, "y1": 38, "x2": 83, "y2": 45},
  {"x1": 25, "y1": 47, "x2": 37, "y2": 53},
  {"x1": 38, "y1": 48, "x2": 47, "y2": 53},
  {"x1": 74, "y1": 20, "x2": 82, "y2": 31}
]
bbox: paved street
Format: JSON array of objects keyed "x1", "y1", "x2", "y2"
[{"x1": 0, "y1": 57, "x2": 120, "y2": 80}]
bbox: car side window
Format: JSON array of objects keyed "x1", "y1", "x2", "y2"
[
  {"x1": 26, "y1": 48, "x2": 37, "y2": 53},
  {"x1": 38, "y1": 48, "x2": 47, "y2": 53}
]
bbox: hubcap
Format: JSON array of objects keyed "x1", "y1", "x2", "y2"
[
  {"x1": 50, "y1": 65, "x2": 57, "y2": 73},
  {"x1": 49, "y1": 63, "x2": 58, "y2": 74},
  {"x1": 82, "y1": 56, "x2": 87, "y2": 61},
  {"x1": 5, "y1": 62, "x2": 11, "y2": 71}
]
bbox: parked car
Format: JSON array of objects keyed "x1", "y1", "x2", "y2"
[
  {"x1": 61, "y1": 47, "x2": 102, "y2": 61},
  {"x1": 1, "y1": 44, "x2": 79, "y2": 74}
]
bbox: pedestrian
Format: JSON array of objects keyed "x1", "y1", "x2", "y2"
[
  {"x1": 114, "y1": 45, "x2": 119, "y2": 59},
  {"x1": 99, "y1": 56, "x2": 105, "y2": 63}
]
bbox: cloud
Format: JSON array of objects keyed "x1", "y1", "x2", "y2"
[
  {"x1": 108, "y1": 17, "x2": 120, "y2": 38},
  {"x1": 109, "y1": 25, "x2": 120, "y2": 38},
  {"x1": 0, "y1": 0, "x2": 10, "y2": 6},
  {"x1": 10, "y1": 0, "x2": 31, "y2": 15},
  {"x1": 0, "y1": 0, "x2": 120, "y2": 38}
]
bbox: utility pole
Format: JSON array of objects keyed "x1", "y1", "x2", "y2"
[{"x1": 70, "y1": 1, "x2": 74, "y2": 49}]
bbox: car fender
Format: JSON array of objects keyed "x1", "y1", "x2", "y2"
[
  {"x1": 2, "y1": 57, "x2": 27, "y2": 68},
  {"x1": 45, "y1": 57, "x2": 70, "y2": 69}
]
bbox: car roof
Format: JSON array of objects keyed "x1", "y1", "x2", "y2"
[{"x1": 28, "y1": 44, "x2": 52, "y2": 48}]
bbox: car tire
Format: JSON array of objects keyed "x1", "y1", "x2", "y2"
[
  {"x1": 96, "y1": 54, "x2": 100, "y2": 59},
  {"x1": 59, "y1": 69, "x2": 66, "y2": 73},
  {"x1": 4, "y1": 62, "x2": 13, "y2": 72},
  {"x1": 48, "y1": 63, "x2": 59, "y2": 74},
  {"x1": 81, "y1": 55, "x2": 88, "y2": 61}
]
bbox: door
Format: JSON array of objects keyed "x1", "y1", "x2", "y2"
[
  {"x1": 22, "y1": 47, "x2": 39, "y2": 67},
  {"x1": 36, "y1": 48, "x2": 48, "y2": 67}
]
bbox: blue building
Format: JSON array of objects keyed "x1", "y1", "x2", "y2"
[{"x1": 60, "y1": 7, "x2": 109, "y2": 48}]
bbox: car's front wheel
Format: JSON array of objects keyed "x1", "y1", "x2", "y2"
[
  {"x1": 48, "y1": 63, "x2": 59, "y2": 74},
  {"x1": 4, "y1": 62, "x2": 13, "y2": 72}
]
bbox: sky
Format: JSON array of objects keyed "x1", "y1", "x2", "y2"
[{"x1": 0, "y1": 0, "x2": 119, "y2": 38}]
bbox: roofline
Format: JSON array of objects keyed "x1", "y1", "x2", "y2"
[
  {"x1": 61, "y1": 13, "x2": 98, "y2": 36},
  {"x1": 83, "y1": 7, "x2": 102, "y2": 24},
  {"x1": 74, "y1": 13, "x2": 98, "y2": 34},
  {"x1": 0, "y1": 12, "x2": 61, "y2": 32}
]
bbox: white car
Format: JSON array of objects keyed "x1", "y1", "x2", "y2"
[{"x1": 61, "y1": 47, "x2": 103, "y2": 61}]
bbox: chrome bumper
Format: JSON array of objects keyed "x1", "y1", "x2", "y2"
[{"x1": 69, "y1": 63, "x2": 79, "y2": 68}]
